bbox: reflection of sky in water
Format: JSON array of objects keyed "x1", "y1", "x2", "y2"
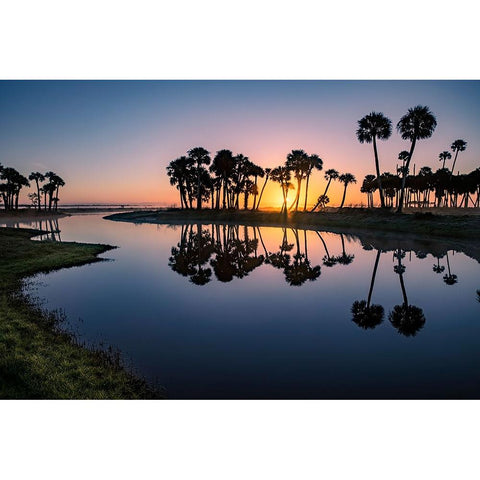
[{"x1": 4, "y1": 214, "x2": 480, "y2": 399}]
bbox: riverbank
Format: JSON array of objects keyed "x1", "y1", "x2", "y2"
[
  {"x1": 105, "y1": 208, "x2": 480, "y2": 241},
  {"x1": 0, "y1": 227, "x2": 161, "y2": 399}
]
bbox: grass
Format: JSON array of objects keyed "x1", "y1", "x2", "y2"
[
  {"x1": 105, "y1": 207, "x2": 480, "y2": 241},
  {"x1": 0, "y1": 227, "x2": 162, "y2": 399}
]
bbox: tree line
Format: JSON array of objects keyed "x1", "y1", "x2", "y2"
[
  {"x1": 357, "y1": 107, "x2": 478, "y2": 209},
  {"x1": 0, "y1": 164, "x2": 65, "y2": 211},
  {"x1": 168, "y1": 104, "x2": 478, "y2": 211},
  {"x1": 167, "y1": 147, "x2": 357, "y2": 212}
]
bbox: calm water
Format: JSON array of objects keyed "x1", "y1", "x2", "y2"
[{"x1": 3, "y1": 214, "x2": 480, "y2": 398}]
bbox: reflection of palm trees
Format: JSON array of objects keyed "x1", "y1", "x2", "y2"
[
  {"x1": 477, "y1": 290, "x2": 480, "y2": 303},
  {"x1": 443, "y1": 251, "x2": 458, "y2": 285},
  {"x1": 315, "y1": 231, "x2": 337, "y2": 267},
  {"x1": 283, "y1": 229, "x2": 321, "y2": 286},
  {"x1": 432, "y1": 256, "x2": 445, "y2": 274},
  {"x1": 335, "y1": 234, "x2": 355, "y2": 266},
  {"x1": 266, "y1": 228, "x2": 321, "y2": 286},
  {"x1": 210, "y1": 224, "x2": 265, "y2": 282},
  {"x1": 389, "y1": 249, "x2": 426, "y2": 336},
  {"x1": 168, "y1": 224, "x2": 213, "y2": 285},
  {"x1": 351, "y1": 250, "x2": 384, "y2": 329},
  {"x1": 267, "y1": 228, "x2": 294, "y2": 271}
]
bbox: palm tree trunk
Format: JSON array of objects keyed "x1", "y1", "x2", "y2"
[
  {"x1": 450, "y1": 150, "x2": 459, "y2": 177},
  {"x1": 373, "y1": 137, "x2": 385, "y2": 208},
  {"x1": 255, "y1": 174, "x2": 270, "y2": 211},
  {"x1": 222, "y1": 178, "x2": 227, "y2": 209},
  {"x1": 311, "y1": 178, "x2": 333, "y2": 212},
  {"x1": 294, "y1": 178, "x2": 302, "y2": 211},
  {"x1": 196, "y1": 161, "x2": 202, "y2": 210},
  {"x1": 340, "y1": 184, "x2": 347, "y2": 208},
  {"x1": 35, "y1": 180, "x2": 41, "y2": 211},
  {"x1": 397, "y1": 137, "x2": 416, "y2": 213},
  {"x1": 303, "y1": 172, "x2": 311, "y2": 211}
]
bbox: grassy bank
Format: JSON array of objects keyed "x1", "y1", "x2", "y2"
[
  {"x1": 105, "y1": 208, "x2": 480, "y2": 241},
  {"x1": 0, "y1": 227, "x2": 161, "y2": 399}
]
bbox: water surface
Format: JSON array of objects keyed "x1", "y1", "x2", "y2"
[{"x1": 3, "y1": 214, "x2": 480, "y2": 398}]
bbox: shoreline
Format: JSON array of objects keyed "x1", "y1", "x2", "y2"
[
  {"x1": 105, "y1": 208, "x2": 480, "y2": 241},
  {"x1": 0, "y1": 227, "x2": 162, "y2": 399}
]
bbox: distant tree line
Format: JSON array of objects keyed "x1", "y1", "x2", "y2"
[{"x1": 0, "y1": 164, "x2": 65, "y2": 211}]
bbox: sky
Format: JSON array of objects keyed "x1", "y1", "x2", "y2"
[{"x1": 1, "y1": 80, "x2": 479, "y2": 208}]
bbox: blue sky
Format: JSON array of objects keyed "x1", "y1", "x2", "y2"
[{"x1": 1, "y1": 80, "x2": 479, "y2": 205}]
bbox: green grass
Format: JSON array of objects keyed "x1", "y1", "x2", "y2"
[
  {"x1": 0, "y1": 227, "x2": 162, "y2": 399},
  {"x1": 106, "y1": 208, "x2": 480, "y2": 240}
]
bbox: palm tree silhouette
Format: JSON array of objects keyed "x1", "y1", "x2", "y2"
[
  {"x1": 396, "y1": 105, "x2": 437, "y2": 213},
  {"x1": 450, "y1": 139, "x2": 467, "y2": 177},
  {"x1": 356, "y1": 112, "x2": 392, "y2": 208},
  {"x1": 398, "y1": 151, "x2": 410, "y2": 170},
  {"x1": 285, "y1": 149, "x2": 309, "y2": 212},
  {"x1": 270, "y1": 166, "x2": 294, "y2": 213},
  {"x1": 389, "y1": 249, "x2": 426, "y2": 336},
  {"x1": 188, "y1": 147, "x2": 211, "y2": 210},
  {"x1": 303, "y1": 154, "x2": 323, "y2": 211},
  {"x1": 255, "y1": 167, "x2": 271, "y2": 211},
  {"x1": 351, "y1": 250, "x2": 384, "y2": 329},
  {"x1": 28, "y1": 172, "x2": 45, "y2": 211},
  {"x1": 438, "y1": 151, "x2": 452, "y2": 170},
  {"x1": 311, "y1": 169, "x2": 339, "y2": 212},
  {"x1": 338, "y1": 173, "x2": 356, "y2": 208}
]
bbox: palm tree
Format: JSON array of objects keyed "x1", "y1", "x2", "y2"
[
  {"x1": 338, "y1": 173, "x2": 356, "y2": 208},
  {"x1": 270, "y1": 166, "x2": 294, "y2": 213},
  {"x1": 450, "y1": 139, "x2": 467, "y2": 176},
  {"x1": 356, "y1": 112, "x2": 392, "y2": 208},
  {"x1": 188, "y1": 147, "x2": 211, "y2": 210},
  {"x1": 303, "y1": 154, "x2": 323, "y2": 211},
  {"x1": 210, "y1": 149, "x2": 235, "y2": 209},
  {"x1": 311, "y1": 169, "x2": 339, "y2": 212},
  {"x1": 28, "y1": 172, "x2": 45, "y2": 211},
  {"x1": 250, "y1": 164, "x2": 265, "y2": 210},
  {"x1": 438, "y1": 151, "x2": 452, "y2": 170},
  {"x1": 396, "y1": 106, "x2": 437, "y2": 213},
  {"x1": 255, "y1": 168, "x2": 271, "y2": 211},
  {"x1": 167, "y1": 156, "x2": 191, "y2": 209},
  {"x1": 351, "y1": 250, "x2": 384, "y2": 329},
  {"x1": 52, "y1": 174, "x2": 65, "y2": 211},
  {"x1": 398, "y1": 150, "x2": 410, "y2": 170},
  {"x1": 44, "y1": 172, "x2": 65, "y2": 211},
  {"x1": 285, "y1": 149, "x2": 309, "y2": 211}
]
